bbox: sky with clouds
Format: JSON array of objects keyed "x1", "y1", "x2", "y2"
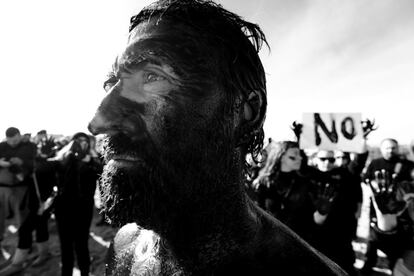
[{"x1": 0, "y1": 0, "x2": 413, "y2": 146}]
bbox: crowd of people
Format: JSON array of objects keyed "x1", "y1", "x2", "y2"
[
  {"x1": 2, "y1": 123, "x2": 413, "y2": 275},
  {"x1": 0, "y1": 127, "x2": 105, "y2": 276},
  {"x1": 246, "y1": 123, "x2": 414, "y2": 276}
]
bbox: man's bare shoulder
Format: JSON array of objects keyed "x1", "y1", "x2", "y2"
[
  {"x1": 113, "y1": 223, "x2": 143, "y2": 253},
  {"x1": 107, "y1": 223, "x2": 162, "y2": 276},
  {"x1": 250, "y1": 205, "x2": 348, "y2": 275}
]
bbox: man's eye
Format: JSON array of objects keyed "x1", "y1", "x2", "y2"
[{"x1": 144, "y1": 72, "x2": 166, "y2": 83}]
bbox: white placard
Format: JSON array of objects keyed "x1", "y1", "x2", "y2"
[{"x1": 299, "y1": 113, "x2": 365, "y2": 153}]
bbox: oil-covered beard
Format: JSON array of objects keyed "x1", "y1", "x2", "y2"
[
  {"x1": 99, "y1": 133, "x2": 178, "y2": 229},
  {"x1": 99, "y1": 119, "x2": 241, "y2": 233},
  {"x1": 100, "y1": 159, "x2": 176, "y2": 229}
]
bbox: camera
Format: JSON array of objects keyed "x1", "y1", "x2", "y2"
[{"x1": 70, "y1": 140, "x2": 88, "y2": 160}]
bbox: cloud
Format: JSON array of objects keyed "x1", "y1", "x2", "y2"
[{"x1": 260, "y1": 0, "x2": 414, "y2": 145}]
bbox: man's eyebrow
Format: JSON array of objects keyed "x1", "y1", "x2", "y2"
[{"x1": 117, "y1": 54, "x2": 165, "y2": 73}]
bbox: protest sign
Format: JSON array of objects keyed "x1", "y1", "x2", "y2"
[{"x1": 299, "y1": 113, "x2": 365, "y2": 153}]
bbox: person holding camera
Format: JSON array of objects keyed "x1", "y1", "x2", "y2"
[
  {"x1": 53, "y1": 132, "x2": 102, "y2": 276},
  {"x1": 0, "y1": 133, "x2": 58, "y2": 276},
  {"x1": 0, "y1": 127, "x2": 36, "y2": 261}
]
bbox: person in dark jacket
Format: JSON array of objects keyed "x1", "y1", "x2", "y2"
[
  {"x1": 365, "y1": 139, "x2": 414, "y2": 183},
  {"x1": 311, "y1": 150, "x2": 365, "y2": 276},
  {"x1": 362, "y1": 138, "x2": 414, "y2": 274},
  {"x1": 0, "y1": 132, "x2": 58, "y2": 275},
  {"x1": 0, "y1": 127, "x2": 36, "y2": 258},
  {"x1": 54, "y1": 132, "x2": 102, "y2": 276},
  {"x1": 253, "y1": 141, "x2": 318, "y2": 244}
]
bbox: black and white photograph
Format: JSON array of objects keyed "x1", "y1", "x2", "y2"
[{"x1": 1, "y1": 0, "x2": 413, "y2": 275}]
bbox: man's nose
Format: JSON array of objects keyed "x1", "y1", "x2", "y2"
[
  {"x1": 88, "y1": 90, "x2": 123, "y2": 136},
  {"x1": 88, "y1": 110, "x2": 109, "y2": 136},
  {"x1": 88, "y1": 89, "x2": 147, "y2": 137}
]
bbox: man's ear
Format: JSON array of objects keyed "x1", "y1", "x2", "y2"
[
  {"x1": 236, "y1": 90, "x2": 266, "y2": 146},
  {"x1": 243, "y1": 90, "x2": 266, "y2": 130}
]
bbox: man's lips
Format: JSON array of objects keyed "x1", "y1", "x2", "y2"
[
  {"x1": 107, "y1": 154, "x2": 144, "y2": 167},
  {"x1": 112, "y1": 154, "x2": 142, "y2": 161}
]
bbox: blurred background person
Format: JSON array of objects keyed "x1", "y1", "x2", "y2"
[
  {"x1": 253, "y1": 141, "x2": 318, "y2": 244},
  {"x1": 53, "y1": 132, "x2": 102, "y2": 276},
  {"x1": 362, "y1": 138, "x2": 414, "y2": 275},
  {"x1": 0, "y1": 129, "x2": 58, "y2": 275},
  {"x1": 0, "y1": 127, "x2": 36, "y2": 261},
  {"x1": 334, "y1": 150, "x2": 368, "y2": 238},
  {"x1": 367, "y1": 171, "x2": 414, "y2": 275},
  {"x1": 21, "y1": 134, "x2": 32, "y2": 144},
  {"x1": 311, "y1": 149, "x2": 366, "y2": 276}
]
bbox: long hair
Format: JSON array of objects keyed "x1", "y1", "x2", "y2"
[
  {"x1": 255, "y1": 141, "x2": 299, "y2": 185},
  {"x1": 129, "y1": 0, "x2": 269, "y2": 167}
]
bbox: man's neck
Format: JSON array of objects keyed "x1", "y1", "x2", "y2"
[
  {"x1": 111, "y1": 194, "x2": 261, "y2": 276},
  {"x1": 158, "y1": 186, "x2": 256, "y2": 272}
]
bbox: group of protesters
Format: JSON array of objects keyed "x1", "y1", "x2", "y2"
[
  {"x1": 1, "y1": 121, "x2": 414, "y2": 276},
  {"x1": 0, "y1": 127, "x2": 103, "y2": 276},
  {"x1": 246, "y1": 121, "x2": 414, "y2": 276}
]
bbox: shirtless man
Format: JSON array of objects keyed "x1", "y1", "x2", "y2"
[{"x1": 88, "y1": 0, "x2": 346, "y2": 274}]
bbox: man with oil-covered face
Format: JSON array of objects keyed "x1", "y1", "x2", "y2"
[{"x1": 88, "y1": 0, "x2": 346, "y2": 275}]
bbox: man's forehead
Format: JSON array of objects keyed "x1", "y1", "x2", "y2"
[
  {"x1": 114, "y1": 21, "x2": 180, "y2": 75},
  {"x1": 126, "y1": 18, "x2": 181, "y2": 52}
]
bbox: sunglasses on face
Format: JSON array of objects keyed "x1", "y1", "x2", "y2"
[{"x1": 318, "y1": 157, "x2": 335, "y2": 163}]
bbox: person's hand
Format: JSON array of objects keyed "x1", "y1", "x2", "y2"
[
  {"x1": 291, "y1": 121, "x2": 303, "y2": 142},
  {"x1": 311, "y1": 182, "x2": 338, "y2": 215},
  {"x1": 37, "y1": 193, "x2": 57, "y2": 215},
  {"x1": 81, "y1": 154, "x2": 91, "y2": 163},
  {"x1": 0, "y1": 158, "x2": 11, "y2": 167},
  {"x1": 361, "y1": 119, "x2": 378, "y2": 138},
  {"x1": 37, "y1": 201, "x2": 46, "y2": 215},
  {"x1": 43, "y1": 196, "x2": 55, "y2": 210},
  {"x1": 40, "y1": 137, "x2": 56, "y2": 157},
  {"x1": 368, "y1": 170, "x2": 406, "y2": 215},
  {"x1": 49, "y1": 141, "x2": 75, "y2": 162},
  {"x1": 252, "y1": 174, "x2": 271, "y2": 190},
  {"x1": 9, "y1": 157, "x2": 23, "y2": 166}
]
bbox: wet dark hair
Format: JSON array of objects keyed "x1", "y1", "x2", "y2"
[
  {"x1": 72, "y1": 132, "x2": 90, "y2": 142},
  {"x1": 5, "y1": 127, "x2": 20, "y2": 138},
  {"x1": 129, "y1": 0, "x2": 269, "y2": 163}
]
